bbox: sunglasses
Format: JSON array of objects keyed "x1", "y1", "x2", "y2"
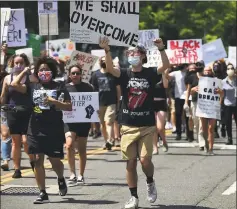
[{"x1": 71, "y1": 72, "x2": 81, "y2": 75}]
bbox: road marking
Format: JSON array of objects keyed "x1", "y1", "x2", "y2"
[
  {"x1": 168, "y1": 142, "x2": 236, "y2": 150},
  {"x1": 222, "y1": 181, "x2": 236, "y2": 195}
]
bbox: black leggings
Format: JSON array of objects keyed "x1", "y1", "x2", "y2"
[{"x1": 223, "y1": 105, "x2": 237, "y2": 138}]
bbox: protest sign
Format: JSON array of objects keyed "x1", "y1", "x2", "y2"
[
  {"x1": 196, "y1": 77, "x2": 222, "y2": 120},
  {"x1": 46, "y1": 39, "x2": 76, "y2": 61},
  {"x1": 143, "y1": 48, "x2": 161, "y2": 68},
  {"x1": 38, "y1": 0, "x2": 58, "y2": 14},
  {"x1": 15, "y1": 48, "x2": 34, "y2": 64},
  {"x1": 70, "y1": 1, "x2": 139, "y2": 47},
  {"x1": 2, "y1": 9, "x2": 27, "y2": 47},
  {"x1": 202, "y1": 38, "x2": 227, "y2": 65},
  {"x1": 38, "y1": 13, "x2": 58, "y2": 36},
  {"x1": 66, "y1": 50, "x2": 99, "y2": 83},
  {"x1": 228, "y1": 46, "x2": 236, "y2": 68},
  {"x1": 138, "y1": 29, "x2": 159, "y2": 49},
  {"x1": 0, "y1": 8, "x2": 11, "y2": 44},
  {"x1": 63, "y1": 92, "x2": 99, "y2": 123},
  {"x1": 91, "y1": 49, "x2": 105, "y2": 71},
  {"x1": 167, "y1": 39, "x2": 202, "y2": 64}
]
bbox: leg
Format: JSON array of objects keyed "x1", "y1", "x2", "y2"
[
  {"x1": 200, "y1": 118, "x2": 209, "y2": 151},
  {"x1": 208, "y1": 119, "x2": 216, "y2": 152},
  {"x1": 11, "y1": 134, "x2": 22, "y2": 171},
  {"x1": 156, "y1": 111, "x2": 168, "y2": 152},
  {"x1": 175, "y1": 99, "x2": 183, "y2": 139},
  {"x1": 76, "y1": 136, "x2": 87, "y2": 178},
  {"x1": 1, "y1": 124, "x2": 11, "y2": 170},
  {"x1": 171, "y1": 99, "x2": 176, "y2": 132},
  {"x1": 22, "y1": 135, "x2": 34, "y2": 162}
]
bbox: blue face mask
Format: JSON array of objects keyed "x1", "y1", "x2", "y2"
[{"x1": 128, "y1": 56, "x2": 140, "y2": 66}]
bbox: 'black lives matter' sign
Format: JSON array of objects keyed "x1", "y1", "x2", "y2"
[{"x1": 70, "y1": 1, "x2": 139, "y2": 47}]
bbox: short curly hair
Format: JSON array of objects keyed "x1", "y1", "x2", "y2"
[
  {"x1": 9, "y1": 53, "x2": 30, "y2": 68},
  {"x1": 34, "y1": 56, "x2": 58, "y2": 79}
]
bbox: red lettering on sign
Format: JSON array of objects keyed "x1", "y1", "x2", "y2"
[{"x1": 170, "y1": 40, "x2": 200, "y2": 50}]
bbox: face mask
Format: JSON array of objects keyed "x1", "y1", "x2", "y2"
[
  {"x1": 100, "y1": 62, "x2": 106, "y2": 69},
  {"x1": 128, "y1": 56, "x2": 140, "y2": 66},
  {"x1": 38, "y1": 71, "x2": 52, "y2": 83},
  {"x1": 227, "y1": 69, "x2": 235, "y2": 77},
  {"x1": 12, "y1": 66, "x2": 24, "y2": 73}
]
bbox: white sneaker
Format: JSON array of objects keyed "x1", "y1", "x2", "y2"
[
  {"x1": 146, "y1": 181, "x2": 157, "y2": 203},
  {"x1": 124, "y1": 196, "x2": 139, "y2": 209},
  {"x1": 77, "y1": 175, "x2": 85, "y2": 185},
  {"x1": 67, "y1": 175, "x2": 77, "y2": 187}
]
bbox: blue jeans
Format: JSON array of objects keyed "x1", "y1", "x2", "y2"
[{"x1": 1, "y1": 137, "x2": 12, "y2": 161}]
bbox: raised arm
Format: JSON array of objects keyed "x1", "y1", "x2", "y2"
[
  {"x1": 162, "y1": 69, "x2": 169, "y2": 88},
  {"x1": 153, "y1": 38, "x2": 170, "y2": 74},
  {"x1": 99, "y1": 37, "x2": 121, "y2": 78}
]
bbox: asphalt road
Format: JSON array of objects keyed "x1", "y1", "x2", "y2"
[{"x1": 0, "y1": 125, "x2": 236, "y2": 209}]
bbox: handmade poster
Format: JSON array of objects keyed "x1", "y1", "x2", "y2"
[
  {"x1": 138, "y1": 29, "x2": 159, "y2": 49},
  {"x1": 38, "y1": 13, "x2": 58, "y2": 36},
  {"x1": 46, "y1": 39, "x2": 76, "y2": 61},
  {"x1": 91, "y1": 49, "x2": 105, "y2": 71},
  {"x1": 143, "y1": 47, "x2": 161, "y2": 68},
  {"x1": 0, "y1": 8, "x2": 11, "y2": 44},
  {"x1": 66, "y1": 50, "x2": 99, "y2": 83},
  {"x1": 167, "y1": 39, "x2": 203, "y2": 64},
  {"x1": 196, "y1": 77, "x2": 222, "y2": 120},
  {"x1": 63, "y1": 92, "x2": 99, "y2": 123},
  {"x1": 70, "y1": 1, "x2": 139, "y2": 47},
  {"x1": 202, "y1": 38, "x2": 227, "y2": 65}
]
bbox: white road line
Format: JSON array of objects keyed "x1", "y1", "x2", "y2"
[
  {"x1": 168, "y1": 142, "x2": 236, "y2": 150},
  {"x1": 222, "y1": 181, "x2": 236, "y2": 195}
]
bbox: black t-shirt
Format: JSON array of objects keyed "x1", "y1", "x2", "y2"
[
  {"x1": 66, "y1": 82, "x2": 93, "y2": 93},
  {"x1": 90, "y1": 70, "x2": 118, "y2": 106},
  {"x1": 187, "y1": 73, "x2": 199, "y2": 102},
  {"x1": 118, "y1": 67, "x2": 160, "y2": 127},
  {"x1": 27, "y1": 81, "x2": 71, "y2": 136},
  {"x1": 153, "y1": 74, "x2": 166, "y2": 99}
]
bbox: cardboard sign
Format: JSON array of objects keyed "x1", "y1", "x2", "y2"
[
  {"x1": 63, "y1": 92, "x2": 99, "y2": 123},
  {"x1": 202, "y1": 38, "x2": 227, "y2": 65},
  {"x1": 46, "y1": 39, "x2": 76, "y2": 61},
  {"x1": 138, "y1": 29, "x2": 159, "y2": 49},
  {"x1": 38, "y1": 0, "x2": 58, "y2": 14},
  {"x1": 70, "y1": 1, "x2": 139, "y2": 47},
  {"x1": 228, "y1": 46, "x2": 236, "y2": 68},
  {"x1": 15, "y1": 48, "x2": 34, "y2": 64},
  {"x1": 66, "y1": 50, "x2": 99, "y2": 83},
  {"x1": 196, "y1": 77, "x2": 222, "y2": 120},
  {"x1": 3, "y1": 9, "x2": 27, "y2": 47},
  {"x1": 143, "y1": 47, "x2": 161, "y2": 68},
  {"x1": 91, "y1": 49, "x2": 105, "y2": 71},
  {"x1": 0, "y1": 8, "x2": 11, "y2": 44},
  {"x1": 167, "y1": 39, "x2": 203, "y2": 64},
  {"x1": 38, "y1": 13, "x2": 58, "y2": 36}
]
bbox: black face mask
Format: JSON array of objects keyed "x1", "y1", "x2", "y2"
[{"x1": 100, "y1": 62, "x2": 106, "y2": 69}]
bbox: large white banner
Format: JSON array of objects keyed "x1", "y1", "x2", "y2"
[
  {"x1": 138, "y1": 29, "x2": 159, "y2": 49},
  {"x1": 2, "y1": 9, "x2": 27, "y2": 47},
  {"x1": 167, "y1": 39, "x2": 203, "y2": 64},
  {"x1": 228, "y1": 46, "x2": 236, "y2": 68},
  {"x1": 202, "y1": 38, "x2": 227, "y2": 65},
  {"x1": 0, "y1": 8, "x2": 11, "y2": 44},
  {"x1": 196, "y1": 77, "x2": 222, "y2": 120},
  {"x1": 66, "y1": 50, "x2": 99, "y2": 83},
  {"x1": 70, "y1": 1, "x2": 139, "y2": 47},
  {"x1": 46, "y1": 39, "x2": 76, "y2": 61},
  {"x1": 63, "y1": 92, "x2": 99, "y2": 123}
]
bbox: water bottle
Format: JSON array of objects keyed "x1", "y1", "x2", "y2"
[{"x1": 58, "y1": 93, "x2": 64, "y2": 102}]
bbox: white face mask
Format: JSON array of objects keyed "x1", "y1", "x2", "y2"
[
  {"x1": 128, "y1": 56, "x2": 141, "y2": 66},
  {"x1": 227, "y1": 69, "x2": 235, "y2": 77}
]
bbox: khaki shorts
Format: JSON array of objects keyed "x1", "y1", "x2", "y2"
[
  {"x1": 120, "y1": 125, "x2": 156, "y2": 160},
  {"x1": 170, "y1": 98, "x2": 175, "y2": 113},
  {"x1": 99, "y1": 104, "x2": 116, "y2": 124}
]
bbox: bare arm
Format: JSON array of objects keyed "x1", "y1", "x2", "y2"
[
  {"x1": 99, "y1": 37, "x2": 121, "y2": 78},
  {"x1": 185, "y1": 84, "x2": 191, "y2": 105},
  {"x1": 0, "y1": 76, "x2": 8, "y2": 105},
  {"x1": 162, "y1": 69, "x2": 169, "y2": 88}
]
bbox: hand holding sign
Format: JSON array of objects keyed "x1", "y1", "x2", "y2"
[
  {"x1": 153, "y1": 38, "x2": 165, "y2": 50},
  {"x1": 99, "y1": 37, "x2": 110, "y2": 52}
]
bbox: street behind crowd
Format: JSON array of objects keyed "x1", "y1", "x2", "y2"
[{"x1": 1, "y1": 125, "x2": 236, "y2": 209}]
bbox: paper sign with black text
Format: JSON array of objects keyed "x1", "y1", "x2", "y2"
[
  {"x1": 66, "y1": 50, "x2": 99, "y2": 83},
  {"x1": 228, "y1": 46, "x2": 236, "y2": 68},
  {"x1": 202, "y1": 38, "x2": 227, "y2": 65},
  {"x1": 3, "y1": 9, "x2": 27, "y2": 47},
  {"x1": 143, "y1": 48, "x2": 161, "y2": 68},
  {"x1": 167, "y1": 39, "x2": 203, "y2": 64},
  {"x1": 196, "y1": 77, "x2": 222, "y2": 120},
  {"x1": 46, "y1": 39, "x2": 76, "y2": 61},
  {"x1": 38, "y1": 0, "x2": 58, "y2": 14},
  {"x1": 39, "y1": 13, "x2": 58, "y2": 36},
  {"x1": 138, "y1": 29, "x2": 159, "y2": 49},
  {"x1": 0, "y1": 8, "x2": 11, "y2": 44},
  {"x1": 70, "y1": 1, "x2": 139, "y2": 47},
  {"x1": 63, "y1": 92, "x2": 99, "y2": 123}
]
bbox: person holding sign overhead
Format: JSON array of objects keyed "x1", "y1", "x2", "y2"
[
  {"x1": 98, "y1": 36, "x2": 169, "y2": 209},
  {"x1": 64, "y1": 64, "x2": 94, "y2": 186},
  {"x1": 13, "y1": 57, "x2": 72, "y2": 203}
]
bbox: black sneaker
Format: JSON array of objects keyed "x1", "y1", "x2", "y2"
[
  {"x1": 175, "y1": 135, "x2": 181, "y2": 141},
  {"x1": 105, "y1": 141, "x2": 113, "y2": 150},
  {"x1": 12, "y1": 169, "x2": 22, "y2": 178},
  {"x1": 226, "y1": 138, "x2": 233, "y2": 145},
  {"x1": 33, "y1": 192, "x2": 49, "y2": 204},
  {"x1": 199, "y1": 147, "x2": 205, "y2": 151},
  {"x1": 58, "y1": 177, "x2": 67, "y2": 196},
  {"x1": 221, "y1": 128, "x2": 226, "y2": 138}
]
